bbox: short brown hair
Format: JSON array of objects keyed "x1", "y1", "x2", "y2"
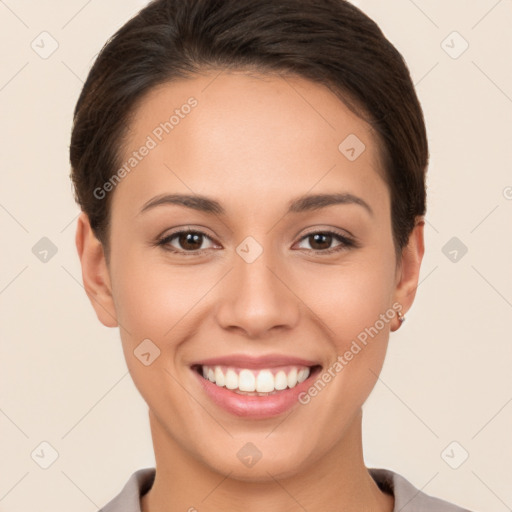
[{"x1": 70, "y1": 0, "x2": 428, "y2": 261}]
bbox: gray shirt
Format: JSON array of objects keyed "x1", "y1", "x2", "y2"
[{"x1": 99, "y1": 467, "x2": 474, "y2": 511}]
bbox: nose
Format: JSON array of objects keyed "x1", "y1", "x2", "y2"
[{"x1": 214, "y1": 246, "x2": 300, "y2": 339}]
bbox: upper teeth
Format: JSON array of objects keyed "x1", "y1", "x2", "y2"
[{"x1": 201, "y1": 365, "x2": 311, "y2": 393}]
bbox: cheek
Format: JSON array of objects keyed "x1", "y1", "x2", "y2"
[
  {"x1": 293, "y1": 254, "x2": 396, "y2": 398},
  {"x1": 111, "y1": 239, "x2": 397, "y2": 347},
  {"x1": 295, "y1": 257, "x2": 395, "y2": 340},
  {"x1": 111, "y1": 248, "x2": 200, "y2": 340},
  {"x1": 293, "y1": 259, "x2": 395, "y2": 428},
  {"x1": 110, "y1": 250, "x2": 196, "y2": 416}
]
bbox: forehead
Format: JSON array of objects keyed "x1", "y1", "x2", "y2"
[{"x1": 112, "y1": 70, "x2": 388, "y2": 217}]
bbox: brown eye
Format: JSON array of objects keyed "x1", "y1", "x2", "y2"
[
  {"x1": 308, "y1": 233, "x2": 333, "y2": 250},
  {"x1": 296, "y1": 230, "x2": 355, "y2": 254},
  {"x1": 157, "y1": 230, "x2": 215, "y2": 254},
  {"x1": 177, "y1": 232, "x2": 204, "y2": 251}
]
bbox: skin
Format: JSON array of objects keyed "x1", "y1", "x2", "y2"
[{"x1": 76, "y1": 71, "x2": 424, "y2": 512}]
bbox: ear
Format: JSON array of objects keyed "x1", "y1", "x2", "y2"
[
  {"x1": 391, "y1": 217, "x2": 425, "y2": 332},
  {"x1": 75, "y1": 212, "x2": 118, "y2": 328}
]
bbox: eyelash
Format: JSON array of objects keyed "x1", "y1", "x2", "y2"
[{"x1": 155, "y1": 228, "x2": 358, "y2": 256}]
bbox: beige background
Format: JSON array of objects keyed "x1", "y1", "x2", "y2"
[{"x1": 1, "y1": 1, "x2": 511, "y2": 510}]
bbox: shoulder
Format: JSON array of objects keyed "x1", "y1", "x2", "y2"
[
  {"x1": 98, "y1": 467, "x2": 155, "y2": 512},
  {"x1": 369, "y1": 467, "x2": 476, "y2": 512},
  {"x1": 99, "y1": 466, "x2": 477, "y2": 512}
]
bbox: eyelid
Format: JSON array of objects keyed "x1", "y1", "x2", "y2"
[
  {"x1": 294, "y1": 229, "x2": 357, "y2": 253},
  {"x1": 296, "y1": 224, "x2": 355, "y2": 240},
  {"x1": 156, "y1": 227, "x2": 218, "y2": 254},
  {"x1": 156, "y1": 227, "x2": 358, "y2": 255}
]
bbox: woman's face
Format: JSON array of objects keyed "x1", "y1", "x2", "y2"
[{"x1": 78, "y1": 71, "x2": 423, "y2": 480}]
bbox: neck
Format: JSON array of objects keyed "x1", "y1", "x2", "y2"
[{"x1": 141, "y1": 409, "x2": 394, "y2": 512}]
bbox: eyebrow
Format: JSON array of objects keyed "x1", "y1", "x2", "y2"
[{"x1": 139, "y1": 192, "x2": 374, "y2": 217}]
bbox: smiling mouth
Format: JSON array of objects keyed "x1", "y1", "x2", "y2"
[{"x1": 191, "y1": 364, "x2": 322, "y2": 396}]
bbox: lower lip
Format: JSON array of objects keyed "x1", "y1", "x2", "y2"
[{"x1": 192, "y1": 367, "x2": 321, "y2": 419}]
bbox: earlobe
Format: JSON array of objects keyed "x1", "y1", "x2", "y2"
[
  {"x1": 75, "y1": 212, "x2": 118, "y2": 328},
  {"x1": 391, "y1": 217, "x2": 425, "y2": 332}
]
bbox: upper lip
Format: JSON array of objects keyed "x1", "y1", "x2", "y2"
[{"x1": 191, "y1": 354, "x2": 321, "y2": 369}]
